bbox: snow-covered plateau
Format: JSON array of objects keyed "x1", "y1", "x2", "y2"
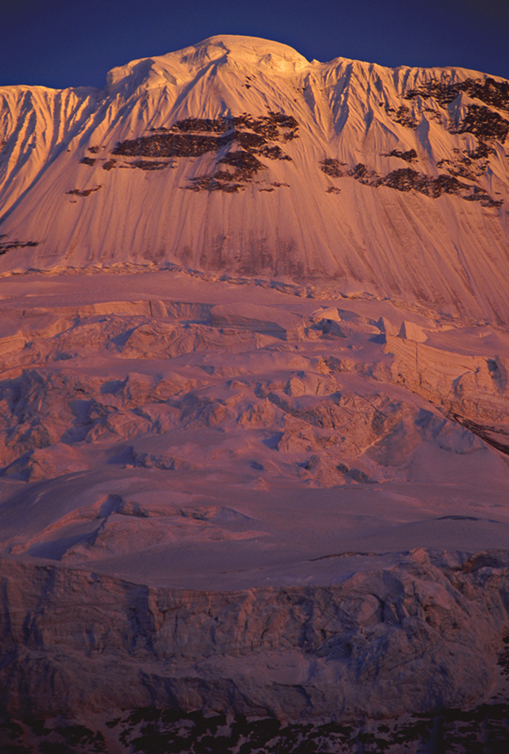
[{"x1": 1, "y1": 35, "x2": 509, "y2": 752}]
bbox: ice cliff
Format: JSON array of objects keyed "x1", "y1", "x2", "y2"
[{"x1": 1, "y1": 37, "x2": 509, "y2": 748}]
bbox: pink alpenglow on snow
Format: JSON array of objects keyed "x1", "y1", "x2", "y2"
[{"x1": 1, "y1": 35, "x2": 509, "y2": 752}]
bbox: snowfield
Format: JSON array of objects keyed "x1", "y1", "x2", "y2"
[{"x1": 1, "y1": 35, "x2": 509, "y2": 752}]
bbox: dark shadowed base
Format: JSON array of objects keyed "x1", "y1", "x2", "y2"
[{"x1": 2, "y1": 700, "x2": 509, "y2": 753}]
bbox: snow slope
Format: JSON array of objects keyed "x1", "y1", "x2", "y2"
[
  {"x1": 1, "y1": 35, "x2": 509, "y2": 323},
  {"x1": 1, "y1": 38, "x2": 509, "y2": 739}
]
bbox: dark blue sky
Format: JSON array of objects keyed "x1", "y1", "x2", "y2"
[{"x1": 1, "y1": 0, "x2": 509, "y2": 89}]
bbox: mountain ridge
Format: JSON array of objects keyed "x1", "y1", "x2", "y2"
[
  {"x1": 1, "y1": 35, "x2": 509, "y2": 324},
  {"x1": 1, "y1": 40, "x2": 509, "y2": 734}
]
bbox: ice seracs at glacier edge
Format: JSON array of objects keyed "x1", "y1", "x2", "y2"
[{"x1": 0, "y1": 34, "x2": 509, "y2": 746}]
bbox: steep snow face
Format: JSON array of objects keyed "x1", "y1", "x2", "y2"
[{"x1": 1, "y1": 35, "x2": 509, "y2": 324}]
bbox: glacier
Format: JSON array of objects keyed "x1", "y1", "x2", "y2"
[{"x1": 0, "y1": 35, "x2": 509, "y2": 752}]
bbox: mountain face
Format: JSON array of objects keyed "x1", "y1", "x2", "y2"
[
  {"x1": 2, "y1": 38, "x2": 509, "y2": 747},
  {"x1": 1, "y1": 35, "x2": 509, "y2": 323}
]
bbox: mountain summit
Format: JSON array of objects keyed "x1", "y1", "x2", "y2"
[
  {"x1": 2, "y1": 39, "x2": 509, "y2": 740},
  {"x1": 1, "y1": 36, "x2": 509, "y2": 322},
  {"x1": 106, "y1": 35, "x2": 310, "y2": 94}
]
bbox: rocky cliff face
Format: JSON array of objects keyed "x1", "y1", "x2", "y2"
[{"x1": 1, "y1": 35, "x2": 509, "y2": 323}]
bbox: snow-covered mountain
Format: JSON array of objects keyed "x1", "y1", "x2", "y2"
[
  {"x1": 1, "y1": 35, "x2": 509, "y2": 323},
  {"x1": 2, "y1": 38, "x2": 509, "y2": 748}
]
